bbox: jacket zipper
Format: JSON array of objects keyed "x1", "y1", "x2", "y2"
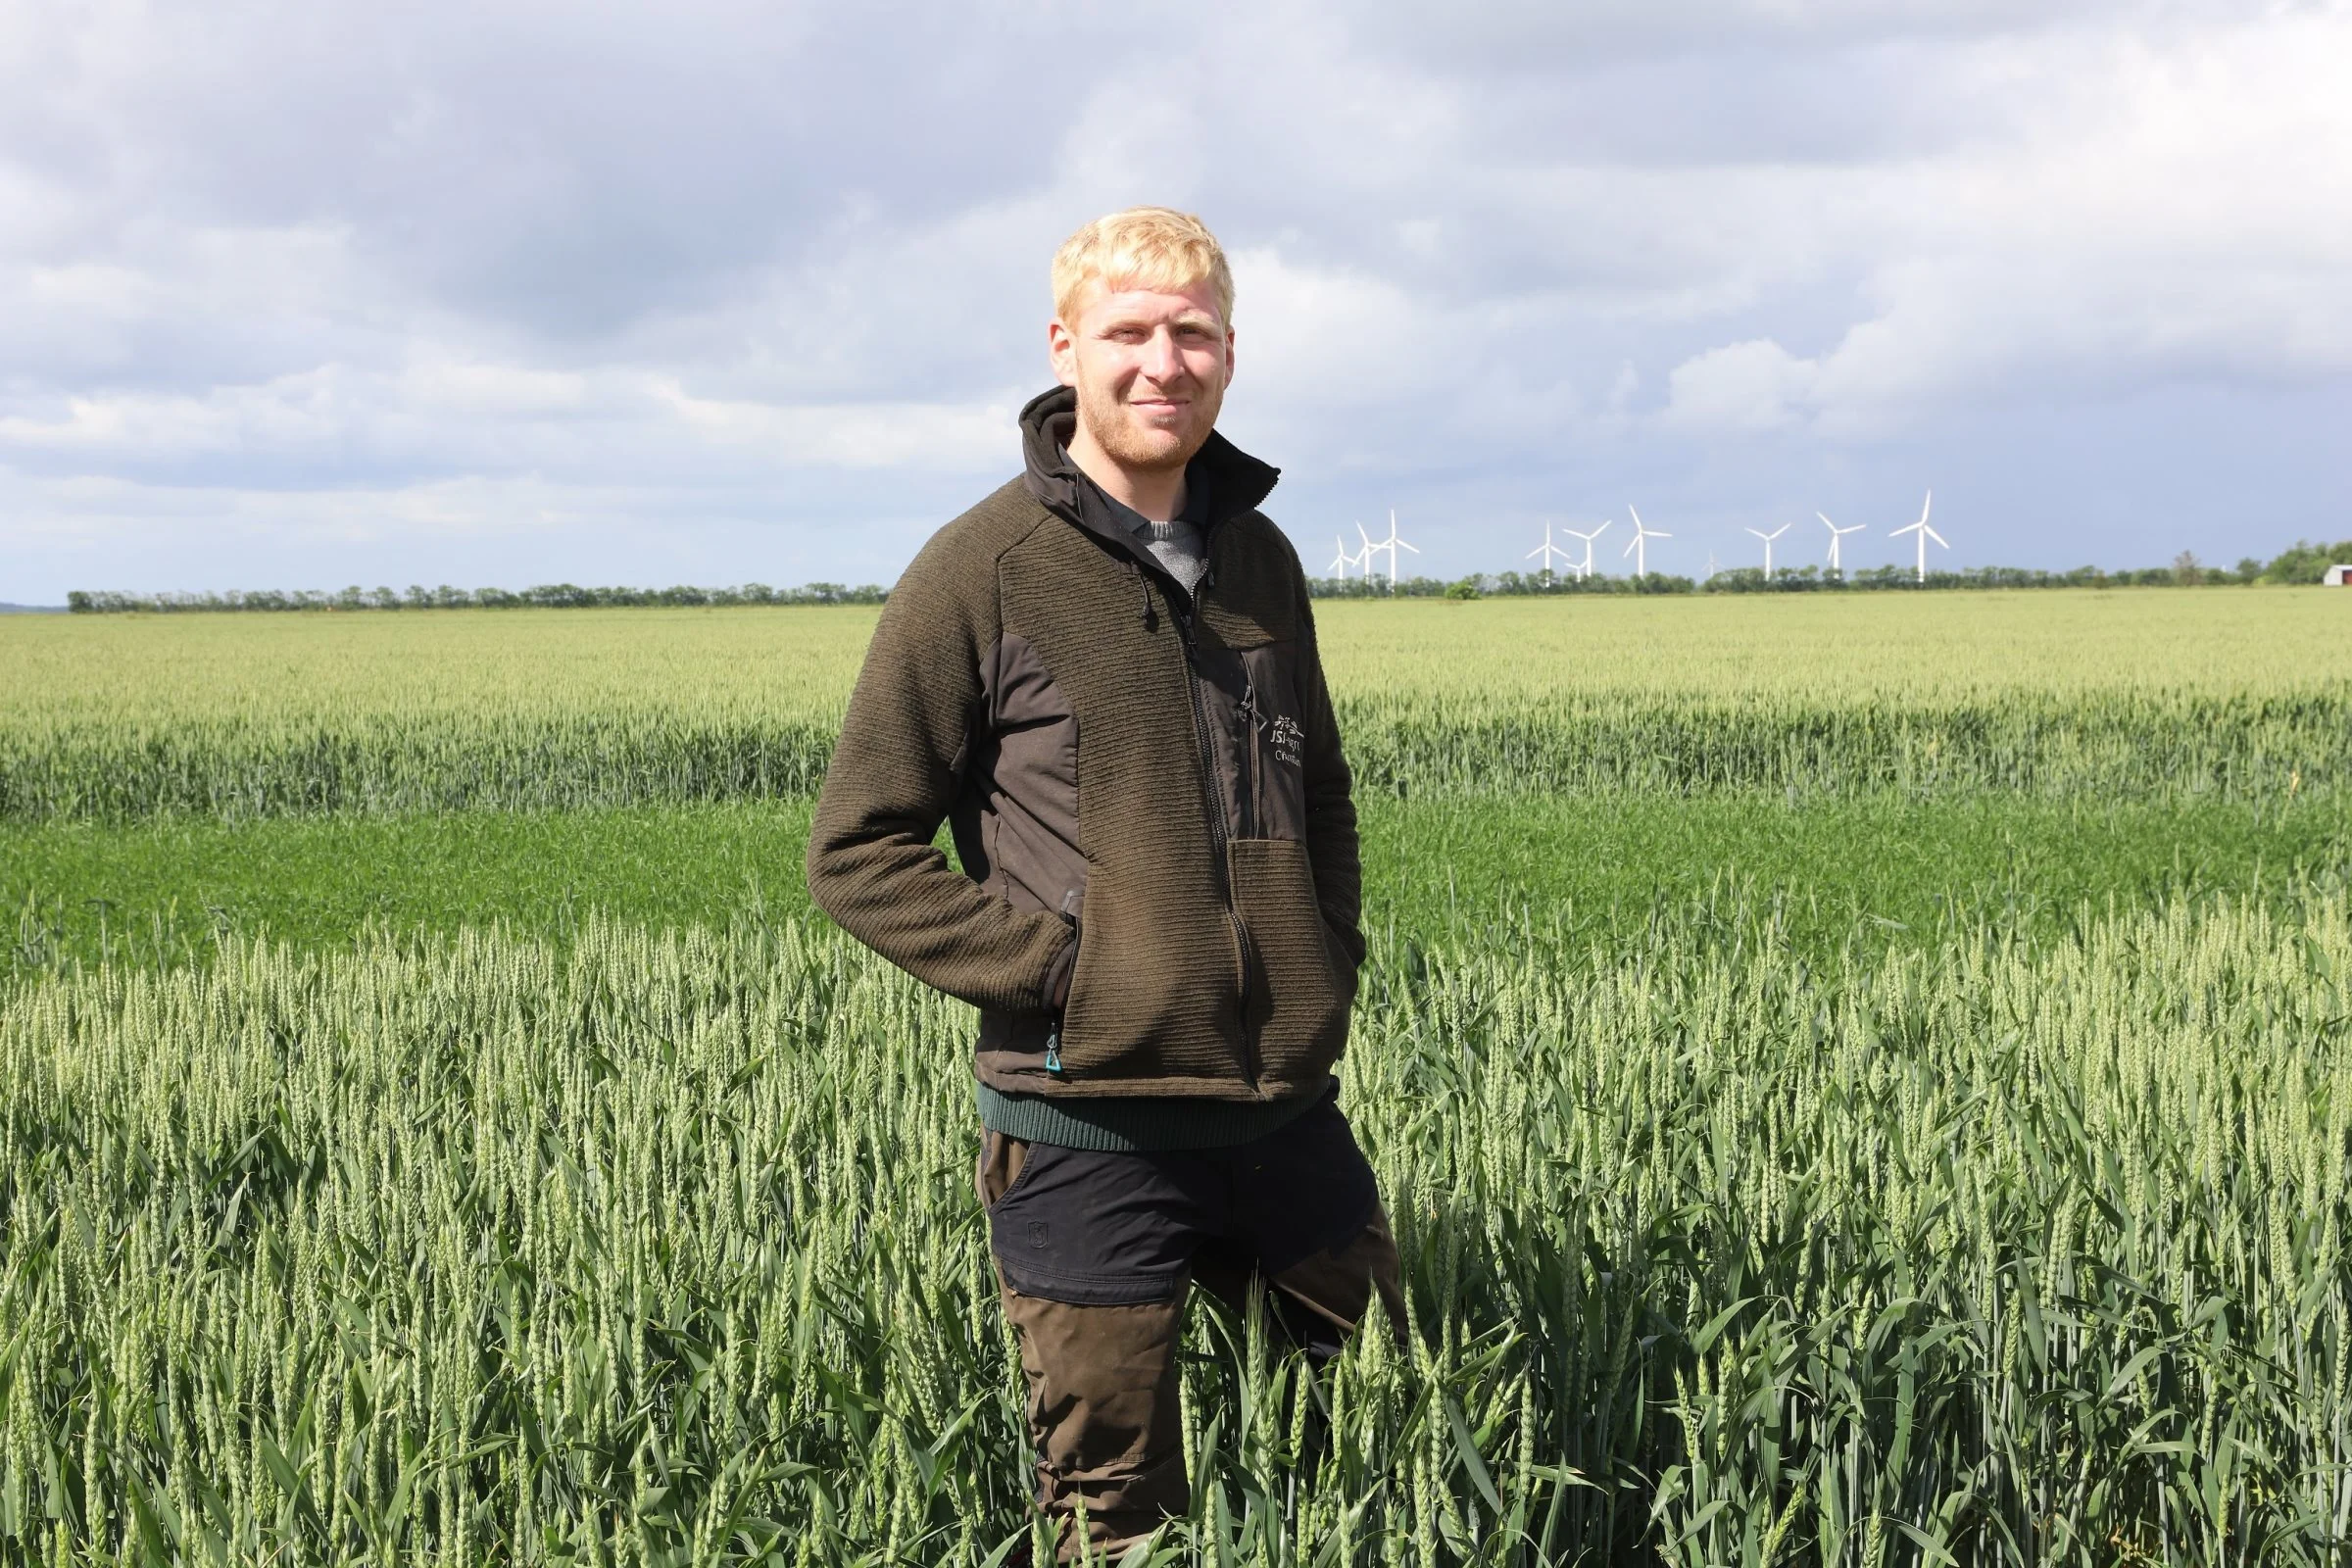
[
  {"x1": 1045, "y1": 896, "x2": 1080, "y2": 1075},
  {"x1": 1171, "y1": 596, "x2": 1259, "y2": 1089},
  {"x1": 1237, "y1": 677, "x2": 1259, "y2": 841}
]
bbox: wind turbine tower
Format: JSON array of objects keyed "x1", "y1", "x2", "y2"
[
  {"x1": 1562, "y1": 521, "x2": 1610, "y2": 582},
  {"x1": 1364, "y1": 510, "x2": 1418, "y2": 588},
  {"x1": 1817, "y1": 512, "x2": 1865, "y2": 571},
  {"x1": 1328, "y1": 533, "x2": 1361, "y2": 579},
  {"x1": 1888, "y1": 491, "x2": 1947, "y2": 583},
  {"x1": 1623, "y1": 505, "x2": 1670, "y2": 577},
  {"x1": 1526, "y1": 522, "x2": 1573, "y2": 582},
  {"x1": 1745, "y1": 522, "x2": 1790, "y2": 579}
]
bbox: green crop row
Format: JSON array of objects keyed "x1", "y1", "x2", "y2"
[
  {"x1": 4, "y1": 691, "x2": 2348, "y2": 821},
  {"x1": 9, "y1": 794, "x2": 2351, "y2": 978},
  {"x1": 6, "y1": 590, "x2": 2346, "y2": 821},
  {"x1": 6, "y1": 894, "x2": 2350, "y2": 1563},
  {"x1": 13, "y1": 595, "x2": 2349, "y2": 733},
  {"x1": 1341, "y1": 690, "x2": 2350, "y2": 800}
]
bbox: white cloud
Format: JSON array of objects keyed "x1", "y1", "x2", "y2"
[
  {"x1": 1665, "y1": 340, "x2": 1819, "y2": 431},
  {"x1": 1, "y1": 0, "x2": 2347, "y2": 597},
  {"x1": 1659, "y1": 14, "x2": 2352, "y2": 437}
]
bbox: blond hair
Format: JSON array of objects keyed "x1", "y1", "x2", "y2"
[{"x1": 1052, "y1": 207, "x2": 1234, "y2": 329}]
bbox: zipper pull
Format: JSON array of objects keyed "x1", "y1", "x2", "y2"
[
  {"x1": 1130, "y1": 561, "x2": 1157, "y2": 630},
  {"x1": 1047, "y1": 889, "x2": 1077, "y2": 1076}
]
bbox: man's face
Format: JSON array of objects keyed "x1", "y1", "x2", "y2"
[{"x1": 1049, "y1": 278, "x2": 1234, "y2": 473}]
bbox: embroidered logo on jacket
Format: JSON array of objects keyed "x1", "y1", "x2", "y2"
[{"x1": 1269, "y1": 714, "x2": 1304, "y2": 768}]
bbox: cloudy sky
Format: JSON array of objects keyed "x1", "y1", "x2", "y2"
[{"x1": 3, "y1": 1, "x2": 2347, "y2": 600}]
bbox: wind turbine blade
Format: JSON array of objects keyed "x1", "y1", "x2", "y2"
[
  {"x1": 1397, "y1": 539, "x2": 1419, "y2": 554},
  {"x1": 1921, "y1": 491, "x2": 1933, "y2": 526},
  {"x1": 1925, "y1": 526, "x2": 1948, "y2": 548},
  {"x1": 1622, "y1": 534, "x2": 1638, "y2": 557},
  {"x1": 1627, "y1": 504, "x2": 1642, "y2": 529},
  {"x1": 1818, "y1": 512, "x2": 1834, "y2": 528},
  {"x1": 1652, "y1": 529, "x2": 1672, "y2": 539},
  {"x1": 1357, "y1": 521, "x2": 1373, "y2": 549},
  {"x1": 1594, "y1": 520, "x2": 1610, "y2": 538},
  {"x1": 1527, "y1": 543, "x2": 1544, "y2": 559}
]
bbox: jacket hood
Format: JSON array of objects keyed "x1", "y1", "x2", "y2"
[{"x1": 1017, "y1": 386, "x2": 1280, "y2": 552}]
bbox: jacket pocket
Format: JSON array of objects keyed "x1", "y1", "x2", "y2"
[
  {"x1": 1058, "y1": 857, "x2": 1244, "y2": 1082},
  {"x1": 1227, "y1": 838, "x2": 1354, "y2": 1090},
  {"x1": 1237, "y1": 642, "x2": 1307, "y2": 842}
]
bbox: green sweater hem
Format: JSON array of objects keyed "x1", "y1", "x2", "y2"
[{"x1": 976, "y1": 1079, "x2": 1327, "y2": 1152}]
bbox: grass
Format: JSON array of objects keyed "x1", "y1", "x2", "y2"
[{"x1": 9, "y1": 793, "x2": 2346, "y2": 973}]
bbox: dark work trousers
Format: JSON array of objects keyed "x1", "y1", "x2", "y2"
[{"x1": 973, "y1": 1088, "x2": 1407, "y2": 1558}]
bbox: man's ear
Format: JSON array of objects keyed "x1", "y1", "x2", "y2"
[{"x1": 1048, "y1": 318, "x2": 1079, "y2": 388}]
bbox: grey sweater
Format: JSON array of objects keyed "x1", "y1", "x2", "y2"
[{"x1": 1093, "y1": 473, "x2": 1210, "y2": 596}]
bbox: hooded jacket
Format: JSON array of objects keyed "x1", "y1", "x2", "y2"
[{"x1": 806, "y1": 387, "x2": 1363, "y2": 1107}]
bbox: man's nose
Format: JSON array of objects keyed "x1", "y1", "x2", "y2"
[{"x1": 1141, "y1": 327, "x2": 1185, "y2": 381}]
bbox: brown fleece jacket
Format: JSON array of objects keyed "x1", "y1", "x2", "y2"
[{"x1": 806, "y1": 387, "x2": 1362, "y2": 1103}]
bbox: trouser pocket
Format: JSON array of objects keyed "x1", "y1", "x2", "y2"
[{"x1": 974, "y1": 1128, "x2": 1033, "y2": 1212}]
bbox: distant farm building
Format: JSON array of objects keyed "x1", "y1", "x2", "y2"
[{"x1": 2328, "y1": 564, "x2": 2351, "y2": 586}]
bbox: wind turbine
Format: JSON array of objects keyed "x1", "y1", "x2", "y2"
[
  {"x1": 1745, "y1": 522, "x2": 1790, "y2": 579},
  {"x1": 1362, "y1": 510, "x2": 1418, "y2": 587},
  {"x1": 1328, "y1": 533, "x2": 1361, "y2": 579},
  {"x1": 1889, "y1": 491, "x2": 1946, "y2": 583},
  {"x1": 1623, "y1": 505, "x2": 1670, "y2": 577},
  {"x1": 1817, "y1": 512, "x2": 1865, "y2": 571},
  {"x1": 1562, "y1": 521, "x2": 1610, "y2": 582},
  {"x1": 1526, "y1": 522, "x2": 1573, "y2": 581}
]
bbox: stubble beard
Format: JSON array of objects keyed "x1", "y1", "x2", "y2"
[{"x1": 1074, "y1": 368, "x2": 1224, "y2": 474}]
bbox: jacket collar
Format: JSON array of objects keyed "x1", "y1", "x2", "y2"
[{"x1": 1017, "y1": 385, "x2": 1279, "y2": 559}]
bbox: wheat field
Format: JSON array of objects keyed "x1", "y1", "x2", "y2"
[
  {"x1": 3, "y1": 590, "x2": 2350, "y2": 1563},
  {"x1": 4, "y1": 593, "x2": 2347, "y2": 820}
]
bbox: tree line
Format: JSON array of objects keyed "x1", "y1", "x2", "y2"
[
  {"x1": 1314, "y1": 539, "x2": 2352, "y2": 599},
  {"x1": 62, "y1": 539, "x2": 2349, "y2": 612},
  {"x1": 67, "y1": 582, "x2": 889, "y2": 613}
]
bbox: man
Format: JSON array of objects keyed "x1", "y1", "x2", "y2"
[{"x1": 807, "y1": 207, "x2": 1403, "y2": 1557}]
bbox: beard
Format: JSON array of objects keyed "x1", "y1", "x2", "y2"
[{"x1": 1072, "y1": 368, "x2": 1225, "y2": 473}]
